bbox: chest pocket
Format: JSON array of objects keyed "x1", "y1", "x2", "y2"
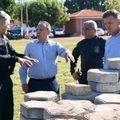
[{"x1": 0, "y1": 44, "x2": 7, "y2": 55}]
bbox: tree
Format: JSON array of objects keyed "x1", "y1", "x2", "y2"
[
  {"x1": 64, "y1": 0, "x2": 106, "y2": 13},
  {"x1": 0, "y1": 0, "x2": 20, "y2": 19},
  {"x1": 25, "y1": 0, "x2": 69, "y2": 26},
  {"x1": 7, "y1": 3, "x2": 21, "y2": 19},
  {"x1": 105, "y1": 0, "x2": 120, "y2": 12},
  {"x1": 0, "y1": 0, "x2": 15, "y2": 12}
]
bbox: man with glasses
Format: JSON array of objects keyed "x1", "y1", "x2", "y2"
[{"x1": 70, "y1": 20, "x2": 105, "y2": 84}]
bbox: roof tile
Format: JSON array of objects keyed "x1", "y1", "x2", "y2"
[{"x1": 70, "y1": 9, "x2": 103, "y2": 18}]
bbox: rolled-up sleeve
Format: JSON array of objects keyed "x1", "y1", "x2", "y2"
[
  {"x1": 56, "y1": 42, "x2": 68, "y2": 57},
  {"x1": 19, "y1": 64, "x2": 28, "y2": 84},
  {"x1": 19, "y1": 43, "x2": 30, "y2": 84}
]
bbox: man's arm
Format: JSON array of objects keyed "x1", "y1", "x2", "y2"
[
  {"x1": 19, "y1": 65, "x2": 28, "y2": 93},
  {"x1": 6, "y1": 41, "x2": 38, "y2": 67},
  {"x1": 56, "y1": 42, "x2": 74, "y2": 62},
  {"x1": 19, "y1": 42, "x2": 38, "y2": 93},
  {"x1": 70, "y1": 43, "x2": 81, "y2": 80},
  {"x1": 7, "y1": 42, "x2": 25, "y2": 58},
  {"x1": 0, "y1": 54, "x2": 18, "y2": 65},
  {"x1": 0, "y1": 41, "x2": 25, "y2": 66}
]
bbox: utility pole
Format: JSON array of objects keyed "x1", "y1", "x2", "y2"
[
  {"x1": 25, "y1": 0, "x2": 28, "y2": 27},
  {"x1": 20, "y1": 0, "x2": 24, "y2": 36}
]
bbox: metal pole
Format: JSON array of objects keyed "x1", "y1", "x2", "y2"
[
  {"x1": 25, "y1": 0, "x2": 28, "y2": 27},
  {"x1": 20, "y1": 0, "x2": 24, "y2": 36}
]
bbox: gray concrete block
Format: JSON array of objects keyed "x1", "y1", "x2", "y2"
[
  {"x1": 24, "y1": 91, "x2": 59, "y2": 102},
  {"x1": 20, "y1": 100, "x2": 58, "y2": 119},
  {"x1": 43, "y1": 100, "x2": 95, "y2": 120},
  {"x1": 20, "y1": 100, "x2": 95, "y2": 120},
  {"x1": 108, "y1": 57, "x2": 120, "y2": 70},
  {"x1": 62, "y1": 92, "x2": 99, "y2": 102},
  {"x1": 94, "y1": 93, "x2": 120, "y2": 104},
  {"x1": 88, "y1": 81, "x2": 120, "y2": 93},
  {"x1": 87, "y1": 69, "x2": 119, "y2": 83},
  {"x1": 84, "y1": 104, "x2": 120, "y2": 120},
  {"x1": 65, "y1": 83, "x2": 92, "y2": 96},
  {"x1": 20, "y1": 114, "x2": 40, "y2": 120}
]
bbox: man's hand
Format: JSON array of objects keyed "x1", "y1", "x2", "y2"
[
  {"x1": 24, "y1": 56, "x2": 39, "y2": 63},
  {"x1": 18, "y1": 57, "x2": 33, "y2": 67},
  {"x1": 72, "y1": 72, "x2": 81, "y2": 80},
  {"x1": 22, "y1": 84, "x2": 28, "y2": 93},
  {"x1": 65, "y1": 52, "x2": 75, "y2": 63}
]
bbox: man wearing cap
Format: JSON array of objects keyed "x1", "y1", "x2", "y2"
[{"x1": 70, "y1": 20, "x2": 105, "y2": 84}]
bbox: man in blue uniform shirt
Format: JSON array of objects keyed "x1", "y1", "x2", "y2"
[
  {"x1": 70, "y1": 20, "x2": 105, "y2": 84},
  {"x1": 19, "y1": 21, "x2": 74, "y2": 94}
]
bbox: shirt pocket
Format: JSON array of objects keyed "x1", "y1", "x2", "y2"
[{"x1": 0, "y1": 45, "x2": 7, "y2": 55}]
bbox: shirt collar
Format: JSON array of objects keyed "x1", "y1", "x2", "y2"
[
  {"x1": 114, "y1": 31, "x2": 120, "y2": 37},
  {"x1": 35, "y1": 38, "x2": 52, "y2": 44},
  {"x1": 111, "y1": 30, "x2": 120, "y2": 37},
  {"x1": 85, "y1": 35, "x2": 97, "y2": 40}
]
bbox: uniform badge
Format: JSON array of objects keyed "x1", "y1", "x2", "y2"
[
  {"x1": 0, "y1": 84, "x2": 3, "y2": 90},
  {"x1": 94, "y1": 46, "x2": 100, "y2": 53}
]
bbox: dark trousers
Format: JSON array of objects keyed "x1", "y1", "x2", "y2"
[
  {"x1": 0, "y1": 76, "x2": 13, "y2": 120},
  {"x1": 28, "y1": 76, "x2": 59, "y2": 94},
  {"x1": 78, "y1": 74, "x2": 88, "y2": 84}
]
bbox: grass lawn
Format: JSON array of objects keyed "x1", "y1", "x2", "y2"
[{"x1": 10, "y1": 36, "x2": 108, "y2": 120}]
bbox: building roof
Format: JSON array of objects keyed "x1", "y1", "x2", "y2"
[{"x1": 70, "y1": 9, "x2": 103, "y2": 18}]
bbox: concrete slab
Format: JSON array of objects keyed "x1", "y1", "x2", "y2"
[{"x1": 87, "y1": 69, "x2": 119, "y2": 83}]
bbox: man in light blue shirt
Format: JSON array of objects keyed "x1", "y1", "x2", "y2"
[
  {"x1": 19, "y1": 21, "x2": 74, "y2": 94},
  {"x1": 103, "y1": 10, "x2": 120, "y2": 68}
]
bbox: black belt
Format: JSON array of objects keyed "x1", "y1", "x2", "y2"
[{"x1": 30, "y1": 76, "x2": 56, "y2": 81}]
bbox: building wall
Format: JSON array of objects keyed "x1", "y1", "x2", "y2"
[
  {"x1": 65, "y1": 17, "x2": 104, "y2": 35},
  {"x1": 65, "y1": 19, "x2": 76, "y2": 35}
]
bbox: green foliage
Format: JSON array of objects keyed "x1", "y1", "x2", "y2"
[
  {"x1": 0, "y1": 0, "x2": 69, "y2": 26},
  {"x1": 0, "y1": 0, "x2": 20, "y2": 19},
  {"x1": 0, "y1": 0, "x2": 15, "y2": 12},
  {"x1": 105, "y1": 0, "x2": 120, "y2": 12},
  {"x1": 27, "y1": 0, "x2": 69, "y2": 26},
  {"x1": 64, "y1": 0, "x2": 106, "y2": 13},
  {"x1": 64, "y1": 0, "x2": 120, "y2": 13},
  {"x1": 7, "y1": 3, "x2": 21, "y2": 19}
]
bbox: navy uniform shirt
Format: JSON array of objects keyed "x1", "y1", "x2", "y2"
[
  {"x1": 0, "y1": 35, "x2": 24, "y2": 75},
  {"x1": 70, "y1": 36, "x2": 105, "y2": 77}
]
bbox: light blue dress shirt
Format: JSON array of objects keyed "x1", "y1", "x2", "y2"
[
  {"x1": 104, "y1": 32, "x2": 120, "y2": 68},
  {"x1": 19, "y1": 39, "x2": 70, "y2": 84}
]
